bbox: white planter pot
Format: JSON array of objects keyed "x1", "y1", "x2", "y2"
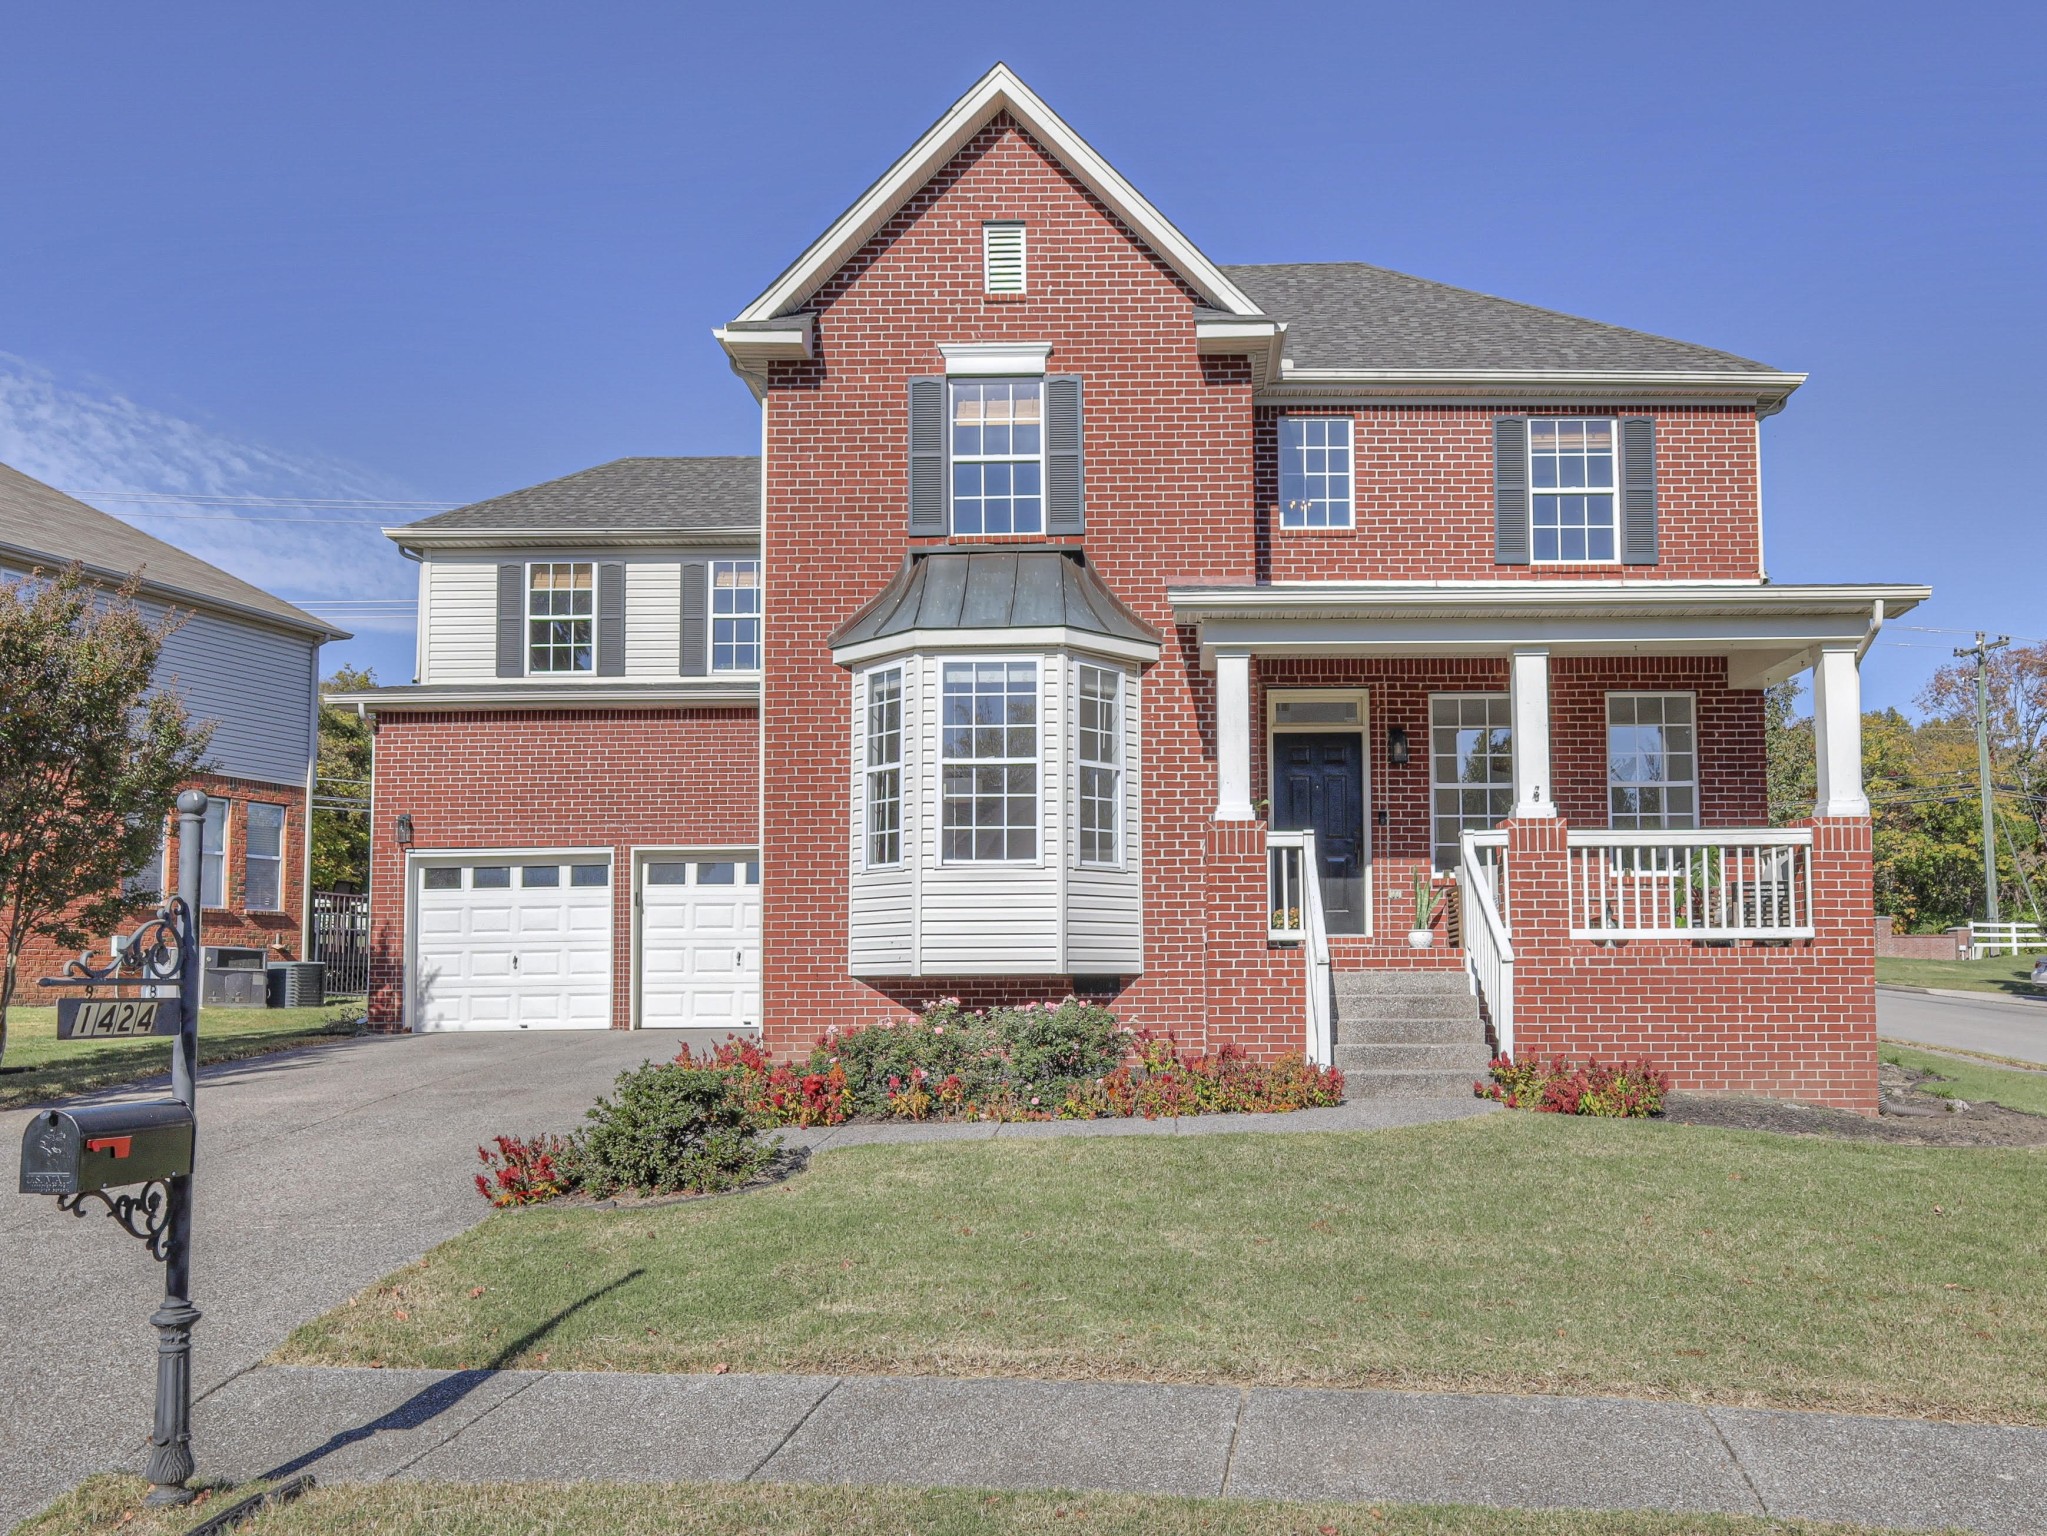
[{"x1": 1407, "y1": 929, "x2": 1435, "y2": 950}]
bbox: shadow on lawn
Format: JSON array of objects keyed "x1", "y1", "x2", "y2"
[{"x1": 255, "y1": 1268, "x2": 645, "y2": 1482}]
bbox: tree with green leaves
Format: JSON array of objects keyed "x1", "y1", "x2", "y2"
[
  {"x1": 313, "y1": 665, "x2": 375, "y2": 892},
  {"x1": 0, "y1": 565, "x2": 212, "y2": 1061}
]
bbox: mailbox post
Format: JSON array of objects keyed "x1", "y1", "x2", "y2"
[{"x1": 17, "y1": 789, "x2": 209, "y2": 1506}]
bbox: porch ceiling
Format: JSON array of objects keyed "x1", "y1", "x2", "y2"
[{"x1": 1166, "y1": 580, "x2": 1930, "y2": 689}]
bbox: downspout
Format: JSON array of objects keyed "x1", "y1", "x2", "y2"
[{"x1": 300, "y1": 641, "x2": 321, "y2": 957}]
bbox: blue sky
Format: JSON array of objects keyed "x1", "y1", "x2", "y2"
[{"x1": 1, "y1": 3, "x2": 2038, "y2": 707}]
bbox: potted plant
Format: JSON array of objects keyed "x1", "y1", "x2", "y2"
[{"x1": 1407, "y1": 870, "x2": 1437, "y2": 949}]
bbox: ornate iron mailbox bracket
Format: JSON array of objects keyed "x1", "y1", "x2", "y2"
[{"x1": 57, "y1": 1180, "x2": 174, "y2": 1262}]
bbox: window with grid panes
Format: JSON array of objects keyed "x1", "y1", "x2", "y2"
[
  {"x1": 1279, "y1": 416, "x2": 1354, "y2": 528},
  {"x1": 940, "y1": 660, "x2": 1038, "y2": 861},
  {"x1": 866, "y1": 668, "x2": 903, "y2": 867},
  {"x1": 950, "y1": 381, "x2": 1043, "y2": 535},
  {"x1": 711, "y1": 560, "x2": 760, "y2": 672},
  {"x1": 1430, "y1": 695, "x2": 1513, "y2": 870},
  {"x1": 527, "y1": 562, "x2": 594, "y2": 672},
  {"x1": 1607, "y1": 693, "x2": 1698, "y2": 828},
  {"x1": 1529, "y1": 418, "x2": 1617, "y2": 562},
  {"x1": 1076, "y1": 665, "x2": 1121, "y2": 865}
]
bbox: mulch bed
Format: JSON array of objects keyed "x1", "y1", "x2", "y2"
[{"x1": 1662, "y1": 1060, "x2": 2047, "y2": 1148}]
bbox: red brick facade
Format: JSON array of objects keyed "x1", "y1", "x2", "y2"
[
  {"x1": 15, "y1": 771, "x2": 308, "y2": 993},
  {"x1": 364, "y1": 708, "x2": 759, "y2": 1029}
]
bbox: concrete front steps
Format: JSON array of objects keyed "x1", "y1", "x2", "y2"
[{"x1": 1332, "y1": 969, "x2": 1491, "y2": 1099}]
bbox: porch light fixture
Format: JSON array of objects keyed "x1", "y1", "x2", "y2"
[
  {"x1": 394, "y1": 813, "x2": 414, "y2": 848},
  {"x1": 1387, "y1": 726, "x2": 1410, "y2": 768}
]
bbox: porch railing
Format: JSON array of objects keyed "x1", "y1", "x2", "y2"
[
  {"x1": 1268, "y1": 829, "x2": 1334, "y2": 1066},
  {"x1": 1566, "y1": 829, "x2": 1815, "y2": 941},
  {"x1": 1459, "y1": 832, "x2": 1514, "y2": 1058}
]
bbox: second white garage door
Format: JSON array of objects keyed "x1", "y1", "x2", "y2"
[
  {"x1": 413, "y1": 857, "x2": 613, "y2": 1031},
  {"x1": 637, "y1": 856, "x2": 761, "y2": 1030}
]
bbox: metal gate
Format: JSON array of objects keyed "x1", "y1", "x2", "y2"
[{"x1": 311, "y1": 891, "x2": 370, "y2": 997}]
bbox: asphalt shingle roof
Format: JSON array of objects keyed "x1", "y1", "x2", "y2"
[
  {"x1": 1222, "y1": 263, "x2": 1776, "y2": 374},
  {"x1": 831, "y1": 547, "x2": 1160, "y2": 649},
  {"x1": 398, "y1": 456, "x2": 761, "y2": 535},
  {"x1": 0, "y1": 461, "x2": 340, "y2": 637}
]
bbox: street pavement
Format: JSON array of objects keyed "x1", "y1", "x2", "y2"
[
  {"x1": 184, "y1": 1364, "x2": 2046, "y2": 1536},
  {"x1": 1878, "y1": 986, "x2": 2047, "y2": 1066}
]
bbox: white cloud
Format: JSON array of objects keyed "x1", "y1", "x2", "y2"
[{"x1": 0, "y1": 354, "x2": 424, "y2": 639}]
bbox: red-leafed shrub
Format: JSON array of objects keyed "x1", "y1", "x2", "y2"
[
  {"x1": 688, "y1": 1038, "x2": 850, "y2": 1127},
  {"x1": 474, "y1": 1133, "x2": 577, "y2": 1208},
  {"x1": 1477, "y1": 1054, "x2": 1670, "y2": 1117},
  {"x1": 1078, "y1": 1032, "x2": 1347, "y2": 1119}
]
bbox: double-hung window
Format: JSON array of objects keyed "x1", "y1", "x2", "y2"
[
  {"x1": 951, "y1": 380, "x2": 1042, "y2": 535},
  {"x1": 199, "y1": 797, "x2": 228, "y2": 908},
  {"x1": 1429, "y1": 695, "x2": 1513, "y2": 871},
  {"x1": 1607, "y1": 693, "x2": 1697, "y2": 829},
  {"x1": 941, "y1": 660, "x2": 1038, "y2": 861},
  {"x1": 1076, "y1": 665, "x2": 1121, "y2": 865},
  {"x1": 528, "y1": 562, "x2": 594, "y2": 673},
  {"x1": 711, "y1": 559, "x2": 761, "y2": 672},
  {"x1": 865, "y1": 668, "x2": 903, "y2": 867},
  {"x1": 244, "y1": 803, "x2": 286, "y2": 911},
  {"x1": 1529, "y1": 418, "x2": 1617, "y2": 562},
  {"x1": 1279, "y1": 416, "x2": 1353, "y2": 528}
]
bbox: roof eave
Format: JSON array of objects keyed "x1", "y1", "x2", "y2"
[
  {"x1": 0, "y1": 538, "x2": 348, "y2": 643},
  {"x1": 386, "y1": 525, "x2": 761, "y2": 552},
  {"x1": 1261, "y1": 368, "x2": 1808, "y2": 412}
]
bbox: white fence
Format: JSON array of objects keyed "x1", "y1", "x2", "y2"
[
  {"x1": 1970, "y1": 922, "x2": 2047, "y2": 957},
  {"x1": 1458, "y1": 832, "x2": 1514, "y2": 1057},
  {"x1": 1566, "y1": 829, "x2": 1815, "y2": 941}
]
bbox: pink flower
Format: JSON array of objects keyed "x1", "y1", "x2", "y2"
[{"x1": 1030, "y1": 1095, "x2": 1041, "y2": 1105}]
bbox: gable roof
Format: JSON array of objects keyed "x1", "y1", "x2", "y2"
[
  {"x1": 391, "y1": 457, "x2": 760, "y2": 547},
  {"x1": 1225, "y1": 263, "x2": 1777, "y2": 375},
  {"x1": 0, "y1": 461, "x2": 344, "y2": 640},
  {"x1": 724, "y1": 63, "x2": 1261, "y2": 327}
]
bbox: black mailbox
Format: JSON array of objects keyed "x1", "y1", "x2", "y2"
[{"x1": 19, "y1": 1101, "x2": 195, "y2": 1196}]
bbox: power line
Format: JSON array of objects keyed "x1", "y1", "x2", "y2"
[{"x1": 71, "y1": 490, "x2": 455, "y2": 510}]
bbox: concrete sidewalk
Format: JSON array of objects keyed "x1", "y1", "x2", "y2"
[{"x1": 173, "y1": 1364, "x2": 2043, "y2": 1535}]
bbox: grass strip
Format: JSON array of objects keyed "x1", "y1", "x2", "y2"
[
  {"x1": 1875, "y1": 953, "x2": 2043, "y2": 997},
  {"x1": 12, "y1": 1474, "x2": 1960, "y2": 1536},
  {"x1": 0, "y1": 1004, "x2": 366, "y2": 1111},
  {"x1": 1881, "y1": 1044, "x2": 2047, "y2": 1117},
  {"x1": 278, "y1": 1113, "x2": 2047, "y2": 1425}
]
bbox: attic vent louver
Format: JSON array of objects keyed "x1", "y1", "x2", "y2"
[{"x1": 983, "y1": 221, "x2": 1026, "y2": 294}]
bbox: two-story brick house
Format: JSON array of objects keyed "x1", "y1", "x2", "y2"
[{"x1": 341, "y1": 66, "x2": 1926, "y2": 1111}]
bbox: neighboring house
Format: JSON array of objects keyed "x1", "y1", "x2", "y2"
[
  {"x1": 0, "y1": 463, "x2": 345, "y2": 979},
  {"x1": 338, "y1": 66, "x2": 1926, "y2": 1112}
]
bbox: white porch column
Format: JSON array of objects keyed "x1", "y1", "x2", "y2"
[
  {"x1": 1215, "y1": 650, "x2": 1255, "y2": 821},
  {"x1": 1812, "y1": 646, "x2": 1870, "y2": 818},
  {"x1": 1509, "y1": 649, "x2": 1555, "y2": 819}
]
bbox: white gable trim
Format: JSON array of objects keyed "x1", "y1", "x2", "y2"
[{"x1": 727, "y1": 64, "x2": 1262, "y2": 325}]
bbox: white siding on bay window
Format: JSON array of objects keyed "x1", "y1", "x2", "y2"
[
  {"x1": 1064, "y1": 659, "x2": 1143, "y2": 972},
  {"x1": 848, "y1": 663, "x2": 917, "y2": 975}
]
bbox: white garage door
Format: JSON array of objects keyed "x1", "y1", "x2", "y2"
[
  {"x1": 413, "y1": 858, "x2": 613, "y2": 1031},
  {"x1": 638, "y1": 856, "x2": 761, "y2": 1030}
]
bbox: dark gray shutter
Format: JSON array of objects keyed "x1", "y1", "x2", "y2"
[
  {"x1": 679, "y1": 560, "x2": 708, "y2": 676},
  {"x1": 1620, "y1": 416, "x2": 1658, "y2": 565},
  {"x1": 1493, "y1": 416, "x2": 1530, "y2": 566},
  {"x1": 1045, "y1": 374, "x2": 1084, "y2": 535},
  {"x1": 495, "y1": 563, "x2": 524, "y2": 677},
  {"x1": 908, "y1": 376, "x2": 947, "y2": 535},
  {"x1": 596, "y1": 561, "x2": 626, "y2": 676}
]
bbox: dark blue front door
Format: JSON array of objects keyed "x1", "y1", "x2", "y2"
[{"x1": 1271, "y1": 732, "x2": 1366, "y2": 935}]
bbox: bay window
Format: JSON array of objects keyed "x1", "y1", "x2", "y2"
[
  {"x1": 865, "y1": 667, "x2": 903, "y2": 867},
  {"x1": 1077, "y1": 664, "x2": 1121, "y2": 865},
  {"x1": 941, "y1": 660, "x2": 1038, "y2": 862}
]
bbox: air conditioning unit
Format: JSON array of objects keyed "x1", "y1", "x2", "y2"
[
  {"x1": 266, "y1": 961, "x2": 326, "y2": 1009},
  {"x1": 201, "y1": 946, "x2": 268, "y2": 1008}
]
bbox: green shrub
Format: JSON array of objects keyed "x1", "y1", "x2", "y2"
[
  {"x1": 575, "y1": 1061, "x2": 779, "y2": 1196},
  {"x1": 821, "y1": 1001, "x2": 1005, "y2": 1114},
  {"x1": 992, "y1": 998, "x2": 1126, "y2": 1092}
]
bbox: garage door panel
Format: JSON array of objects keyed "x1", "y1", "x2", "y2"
[
  {"x1": 412, "y1": 859, "x2": 612, "y2": 1032},
  {"x1": 638, "y1": 858, "x2": 760, "y2": 1031}
]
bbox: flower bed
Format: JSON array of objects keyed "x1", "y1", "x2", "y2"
[
  {"x1": 475, "y1": 999, "x2": 1345, "y2": 1204},
  {"x1": 1476, "y1": 1053, "x2": 1671, "y2": 1117}
]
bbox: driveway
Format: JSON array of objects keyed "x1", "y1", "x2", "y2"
[
  {"x1": 1878, "y1": 987, "x2": 2047, "y2": 1067},
  {"x1": 0, "y1": 1027, "x2": 705, "y2": 1529}
]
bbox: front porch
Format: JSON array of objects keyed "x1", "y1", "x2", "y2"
[{"x1": 1173, "y1": 580, "x2": 1926, "y2": 1113}]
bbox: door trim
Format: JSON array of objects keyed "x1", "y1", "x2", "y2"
[
  {"x1": 628, "y1": 845, "x2": 763, "y2": 1031},
  {"x1": 1265, "y1": 689, "x2": 1373, "y2": 937}
]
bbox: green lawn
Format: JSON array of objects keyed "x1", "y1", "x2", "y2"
[
  {"x1": 279, "y1": 1113, "x2": 2047, "y2": 1425},
  {"x1": 1882, "y1": 1043, "x2": 2047, "y2": 1117},
  {"x1": 1876, "y1": 952, "x2": 2043, "y2": 996},
  {"x1": 13, "y1": 1475, "x2": 1956, "y2": 1536},
  {"x1": 0, "y1": 1002, "x2": 365, "y2": 1110}
]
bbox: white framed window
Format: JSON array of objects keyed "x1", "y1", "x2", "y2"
[
  {"x1": 1279, "y1": 416, "x2": 1354, "y2": 529},
  {"x1": 1076, "y1": 664, "x2": 1122, "y2": 866},
  {"x1": 200, "y1": 796, "x2": 228, "y2": 908},
  {"x1": 711, "y1": 559, "x2": 761, "y2": 672},
  {"x1": 983, "y1": 221, "x2": 1026, "y2": 294},
  {"x1": 865, "y1": 667, "x2": 903, "y2": 868},
  {"x1": 244, "y1": 802, "x2": 286, "y2": 911},
  {"x1": 1529, "y1": 417, "x2": 1617, "y2": 563},
  {"x1": 951, "y1": 380, "x2": 1043, "y2": 535},
  {"x1": 940, "y1": 660, "x2": 1038, "y2": 862},
  {"x1": 1607, "y1": 693, "x2": 1698, "y2": 829},
  {"x1": 1430, "y1": 694, "x2": 1513, "y2": 871},
  {"x1": 528, "y1": 562, "x2": 594, "y2": 673}
]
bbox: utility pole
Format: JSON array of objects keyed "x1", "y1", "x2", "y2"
[{"x1": 1953, "y1": 633, "x2": 2011, "y2": 927}]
